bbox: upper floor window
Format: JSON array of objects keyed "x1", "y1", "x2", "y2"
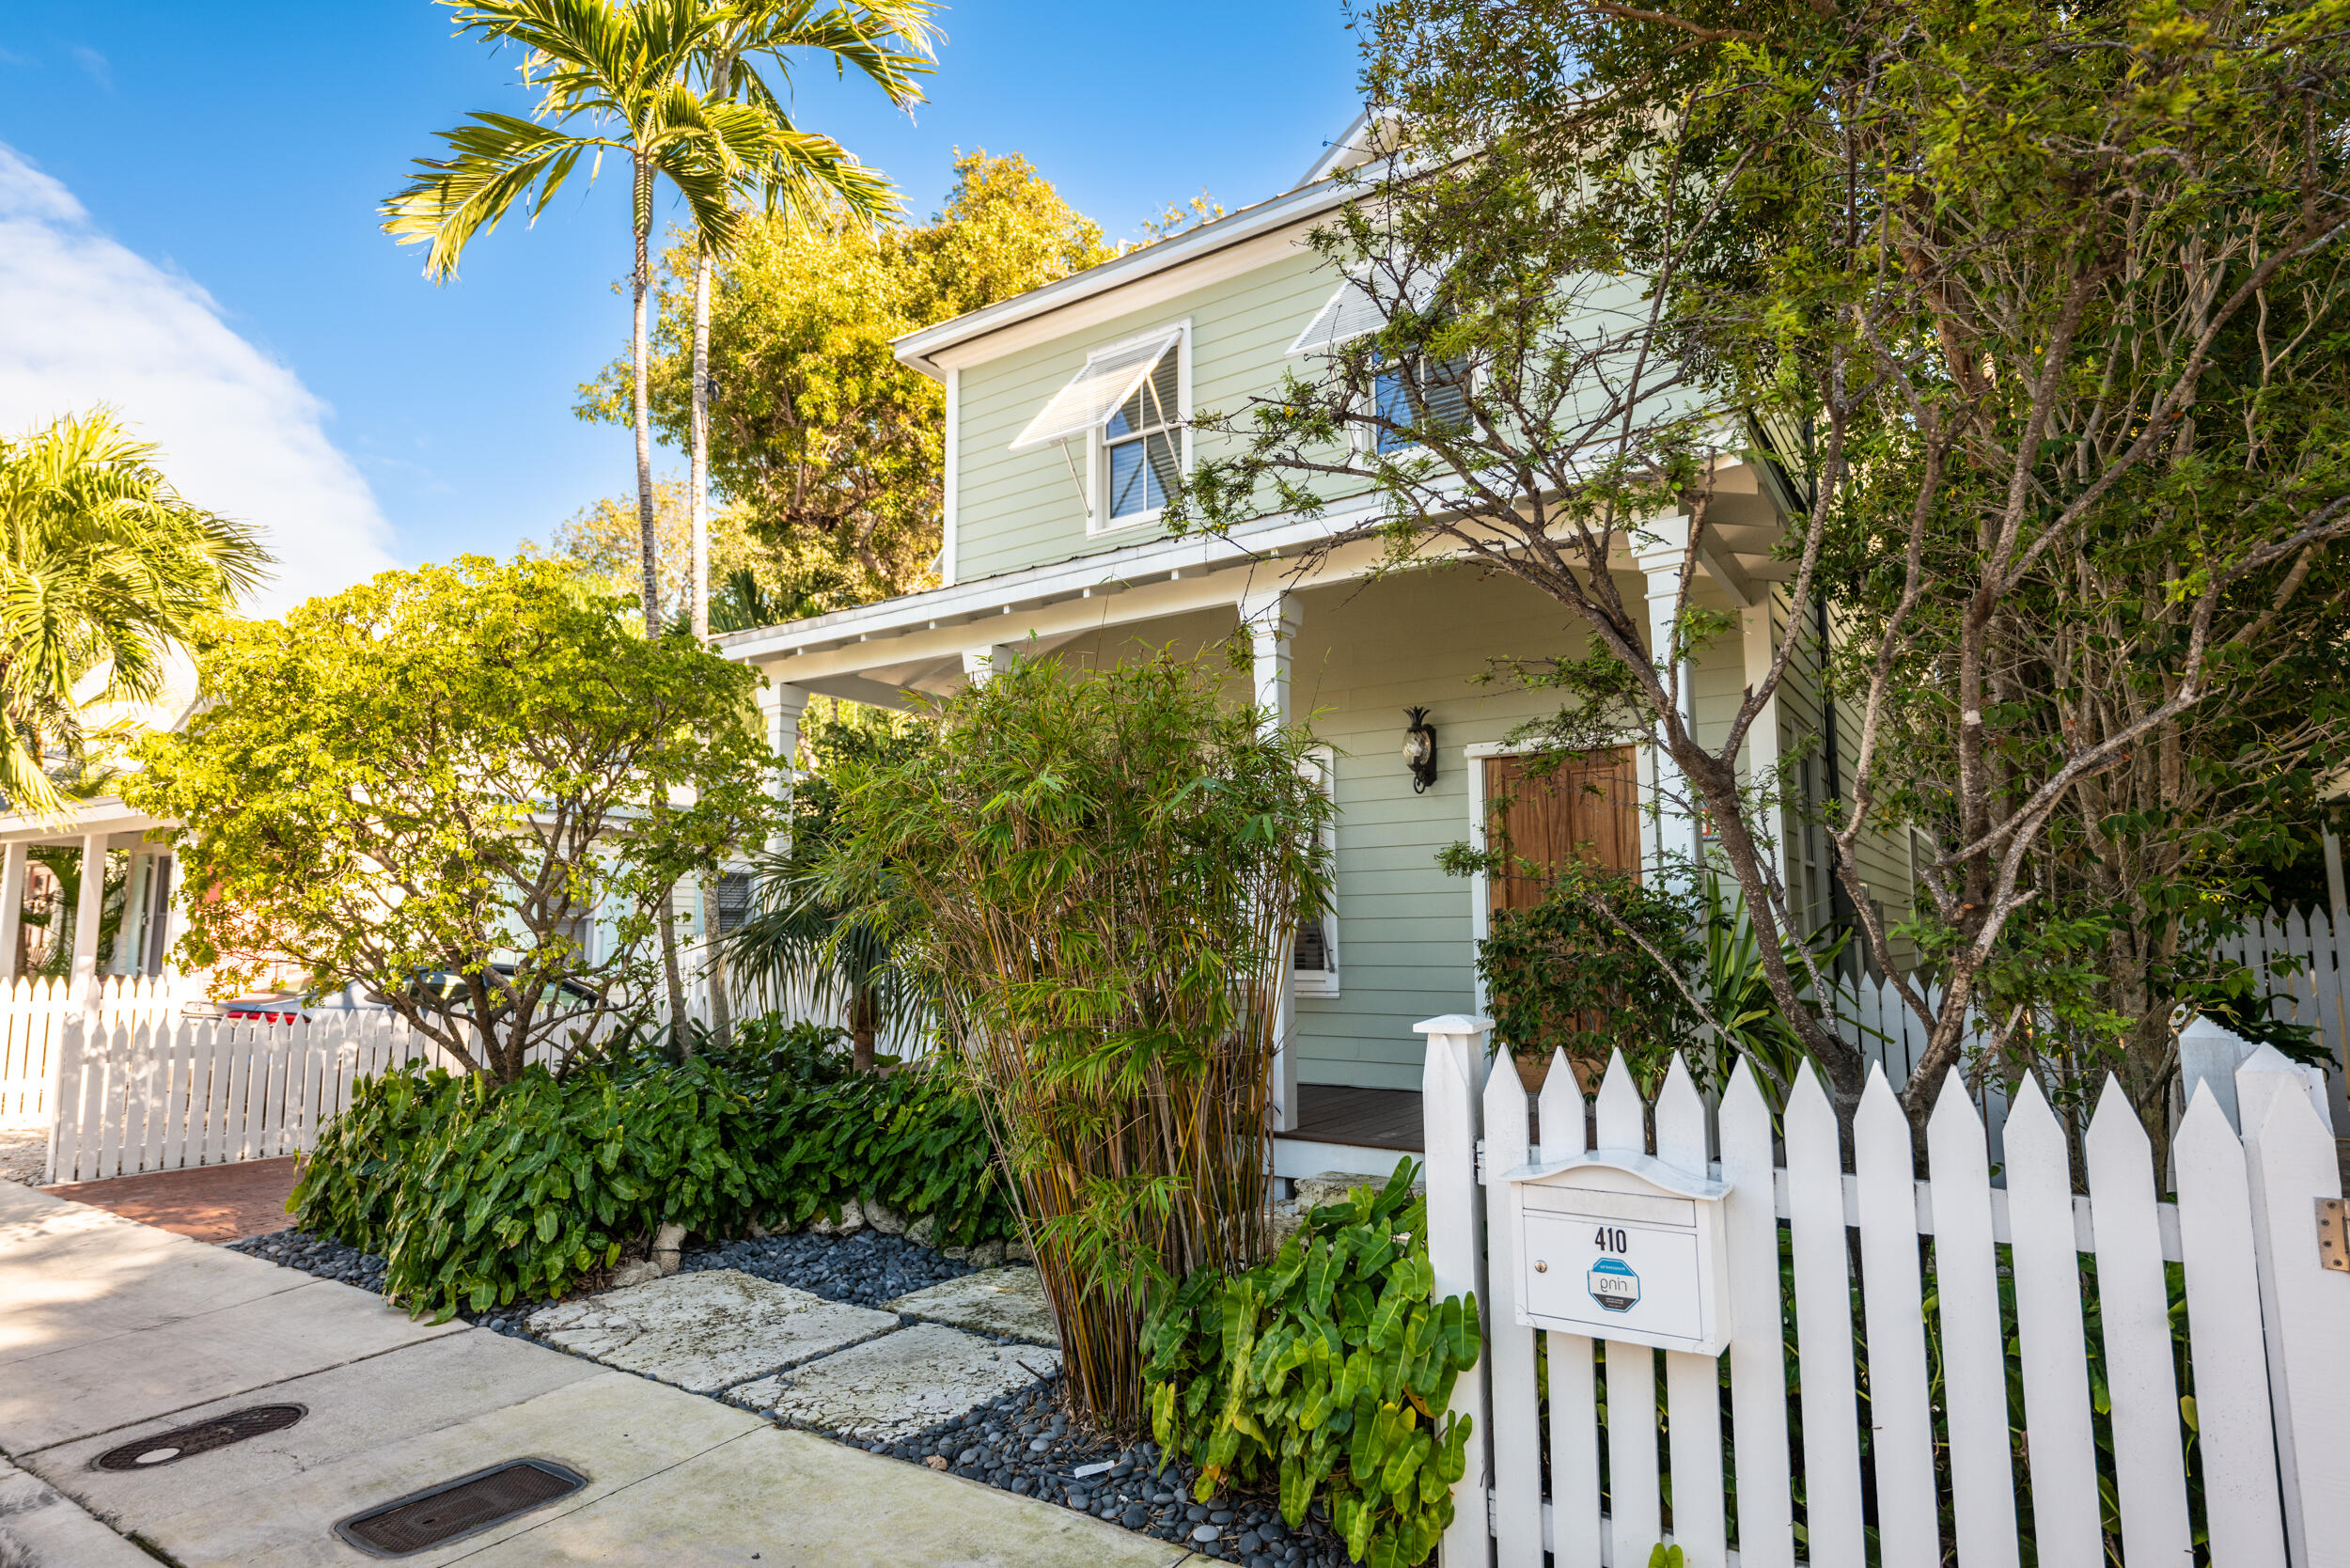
[
  {"x1": 1371, "y1": 354, "x2": 1471, "y2": 454},
  {"x1": 1104, "y1": 342, "x2": 1182, "y2": 521},
  {"x1": 1008, "y1": 323, "x2": 1189, "y2": 533}
]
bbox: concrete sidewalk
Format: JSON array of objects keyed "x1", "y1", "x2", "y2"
[{"x1": 0, "y1": 1182, "x2": 1195, "y2": 1567}]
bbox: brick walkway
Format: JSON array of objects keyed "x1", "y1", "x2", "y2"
[{"x1": 39, "y1": 1156, "x2": 300, "y2": 1244}]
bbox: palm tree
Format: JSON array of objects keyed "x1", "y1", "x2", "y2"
[
  {"x1": 0, "y1": 411, "x2": 269, "y2": 819},
  {"x1": 380, "y1": 0, "x2": 893, "y2": 635},
  {"x1": 682, "y1": 1, "x2": 938, "y2": 642}
]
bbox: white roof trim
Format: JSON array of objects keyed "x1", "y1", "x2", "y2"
[
  {"x1": 893, "y1": 180, "x2": 1354, "y2": 376},
  {"x1": 1009, "y1": 329, "x2": 1183, "y2": 453}
]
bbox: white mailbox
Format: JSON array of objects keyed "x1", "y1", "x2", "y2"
[{"x1": 1495, "y1": 1148, "x2": 1731, "y2": 1356}]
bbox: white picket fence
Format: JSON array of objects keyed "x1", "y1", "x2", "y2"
[
  {"x1": 1419, "y1": 1014, "x2": 2349, "y2": 1568},
  {"x1": 42, "y1": 1013, "x2": 474, "y2": 1185},
  {"x1": 0, "y1": 976, "x2": 190, "y2": 1129}
]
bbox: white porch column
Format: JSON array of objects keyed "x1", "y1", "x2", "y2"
[
  {"x1": 70, "y1": 833, "x2": 106, "y2": 993},
  {"x1": 960, "y1": 642, "x2": 1021, "y2": 684},
  {"x1": 760, "y1": 679, "x2": 809, "y2": 857},
  {"x1": 1739, "y1": 598, "x2": 1782, "y2": 876},
  {"x1": 112, "y1": 851, "x2": 149, "y2": 977},
  {"x1": 1632, "y1": 516, "x2": 1704, "y2": 876},
  {"x1": 0, "y1": 841, "x2": 25, "y2": 980},
  {"x1": 1243, "y1": 589, "x2": 1303, "y2": 1133}
]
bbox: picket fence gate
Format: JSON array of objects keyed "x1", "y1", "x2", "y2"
[{"x1": 1418, "y1": 1014, "x2": 2350, "y2": 1568}]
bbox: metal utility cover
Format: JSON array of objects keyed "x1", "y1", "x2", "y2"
[
  {"x1": 93, "y1": 1404, "x2": 306, "y2": 1471},
  {"x1": 334, "y1": 1458, "x2": 586, "y2": 1557}
]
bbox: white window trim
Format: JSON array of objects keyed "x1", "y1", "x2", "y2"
[
  {"x1": 1294, "y1": 744, "x2": 1339, "y2": 998},
  {"x1": 1088, "y1": 319, "x2": 1192, "y2": 536},
  {"x1": 1464, "y1": 738, "x2": 1644, "y2": 1016}
]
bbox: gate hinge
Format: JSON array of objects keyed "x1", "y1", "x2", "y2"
[{"x1": 2319, "y1": 1198, "x2": 2349, "y2": 1273}]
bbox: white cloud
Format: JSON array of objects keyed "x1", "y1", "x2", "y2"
[{"x1": 0, "y1": 143, "x2": 400, "y2": 614}]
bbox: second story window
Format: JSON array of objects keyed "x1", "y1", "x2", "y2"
[
  {"x1": 1371, "y1": 353, "x2": 1471, "y2": 454},
  {"x1": 1104, "y1": 343, "x2": 1182, "y2": 521}
]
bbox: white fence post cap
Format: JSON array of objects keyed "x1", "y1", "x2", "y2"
[{"x1": 1413, "y1": 1014, "x2": 1494, "y2": 1036}]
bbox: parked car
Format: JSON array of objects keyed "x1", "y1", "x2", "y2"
[{"x1": 190, "y1": 967, "x2": 600, "y2": 1025}]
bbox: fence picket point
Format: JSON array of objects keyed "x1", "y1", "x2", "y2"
[
  {"x1": 2081, "y1": 1075, "x2": 2193, "y2": 1566},
  {"x1": 2000, "y1": 1077, "x2": 2105, "y2": 1565},
  {"x1": 2171, "y1": 1086, "x2": 2289, "y2": 1568},
  {"x1": 1924, "y1": 1078, "x2": 2023, "y2": 1568},
  {"x1": 1783, "y1": 1062, "x2": 1863, "y2": 1568},
  {"x1": 1852, "y1": 1069, "x2": 1936, "y2": 1568},
  {"x1": 1482, "y1": 1053, "x2": 1543, "y2": 1568},
  {"x1": 1718, "y1": 1058, "x2": 1794, "y2": 1568},
  {"x1": 1592, "y1": 1049, "x2": 1661, "y2": 1568},
  {"x1": 1538, "y1": 1049, "x2": 1603, "y2": 1568}
]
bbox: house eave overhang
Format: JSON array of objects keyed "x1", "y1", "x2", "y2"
[
  {"x1": 891, "y1": 179, "x2": 1359, "y2": 379},
  {"x1": 0, "y1": 797, "x2": 176, "y2": 848}
]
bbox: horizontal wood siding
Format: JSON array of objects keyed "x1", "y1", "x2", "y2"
[{"x1": 953, "y1": 247, "x2": 1343, "y2": 582}]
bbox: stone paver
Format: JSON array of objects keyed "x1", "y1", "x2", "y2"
[
  {"x1": 884, "y1": 1264, "x2": 1058, "y2": 1344},
  {"x1": 731, "y1": 1320, "x2": 1061, "y2": 1441},
  {"x1": 525, "y1": 1267, "x2": 897, "y2": 1393}
]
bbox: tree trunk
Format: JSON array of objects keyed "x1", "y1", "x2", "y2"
[
  {"x1": 691, "y1": 243, "x2": 713, "y2": 643},
  {"x1": 850, "y1": 986, "x2": 877, "y2": 1074},
  {"x1": 631, "y1": 157, "x2": 661, "y2": 635},
  {"x1": 660, "y1": 880, "x2": 691, "y2": 1058}
]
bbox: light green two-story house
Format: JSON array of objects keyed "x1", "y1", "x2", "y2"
[{"x1": 716, "y1": 115, "x2": 1920, "y2": 1175}]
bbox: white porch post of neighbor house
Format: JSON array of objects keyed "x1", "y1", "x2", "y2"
[
  {"x1": 1244, "y1": 588, "x2": 1303, "y2": 1133},
  {"x1": 961, "y1": 641, "x2": 1022, "y2": 685},
  {"x1": 761, "y1": 679, "x2": 809, "y2": 857},
  {"x1": 0, "y1": 839, "x2": 24, "y2": 980},
  {"x1": 70, "y1": 833, "x2": 106, "y2": 993},
  {"x1": 1738, "y1": 596, "x2": 1782, "y2": 875},
  {"x1": 1633, "y1": 515, "x2": 1705, "y2": 874}
]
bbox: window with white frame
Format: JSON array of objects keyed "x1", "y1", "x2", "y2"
[
  {"x1": 1371, "y1": 353, "x2": 1471, "y2": 454},
  {"x1": 1007, "y1": 325, "x2": 1188, "y2": 533},
  {"x1": 1103, "y1": 341, "x2": 1183, "y2": 522},
  {"x1": 1293, "y1": 745, "x2": 1339, "y2": 997}
]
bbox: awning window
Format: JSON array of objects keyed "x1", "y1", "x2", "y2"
[
  {"x1": 1286, "y1": 277, "x2": 1386, "y2": 356},
  {"x1": 1010, "y1": 330, "x2": 1185, "y2": 453}
]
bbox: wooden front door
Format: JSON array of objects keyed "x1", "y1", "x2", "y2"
[{"x1": 1483, "y1": 748, "x2": 1641, "y2": 913}]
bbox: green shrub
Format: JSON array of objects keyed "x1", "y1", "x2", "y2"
[
  {"x1": 1141, "y1": 1162, "x2": 1479, "y2": 1568},
  {"x1": 290, "y1": 1018, "x2": 1015, "y2": 1320}
]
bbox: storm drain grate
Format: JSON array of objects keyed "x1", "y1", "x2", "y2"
[
  {"x1": 335, "y1": 1459, "x2": 586, "y2": 1557},
  {"x1": 94, "y1": 1404, "x2": 306, "y2": 1471}
]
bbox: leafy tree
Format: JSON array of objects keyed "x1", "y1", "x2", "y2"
[
  {"x1": 382, "y1": 0, "x2": 896, "y2": 633},
  {"x1": 124, "y1": 557, "x2": 776, "y2": 1082},
  {"x1": 0, "y1": 411, "x2": 269, "y2": 817},
  {"x1": 582, "y1": 150, "x2": 1118, "y2": 601},
  {"x1": 1179, "y1": 0, "x2": 2350, "y2": 1149}
]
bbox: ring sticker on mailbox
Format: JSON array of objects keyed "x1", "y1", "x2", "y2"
[{"x1": 1588, "y1": 1255, "x2": 1639, "y2": 1312}]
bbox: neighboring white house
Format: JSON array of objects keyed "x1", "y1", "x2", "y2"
[{"x1": 713, "y1": 113, "x2": 1925, "y2": 1162}]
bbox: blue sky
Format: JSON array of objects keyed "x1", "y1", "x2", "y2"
[{"x1": 0, "y1": 2, "x2": 1364, "y2": 607}]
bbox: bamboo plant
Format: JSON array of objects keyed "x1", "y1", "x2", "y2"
[{"x1": 814, "y1": 649, "x2": 1333, "y2": 1429}]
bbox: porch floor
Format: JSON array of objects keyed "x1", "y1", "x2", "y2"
[{"x1": 1278, "y1": 1085, "x2": 1424, "y2": 1152}]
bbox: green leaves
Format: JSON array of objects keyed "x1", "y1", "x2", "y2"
[
  {"x1": 1141, "y1": 1159, "x2": 1479, "y2": 1568},
  {"x1": 290, "y1": 1020, "x2": 1014, "y2": 1321}
]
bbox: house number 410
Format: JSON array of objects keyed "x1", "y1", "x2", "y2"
[{"x1": 1593, "y1": 1227, "x2": 1629, "y2": 1254}]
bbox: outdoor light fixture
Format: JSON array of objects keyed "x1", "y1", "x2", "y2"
[{"x1": 1401, "y1": 707, "x2": 1438, "y2": 793}]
